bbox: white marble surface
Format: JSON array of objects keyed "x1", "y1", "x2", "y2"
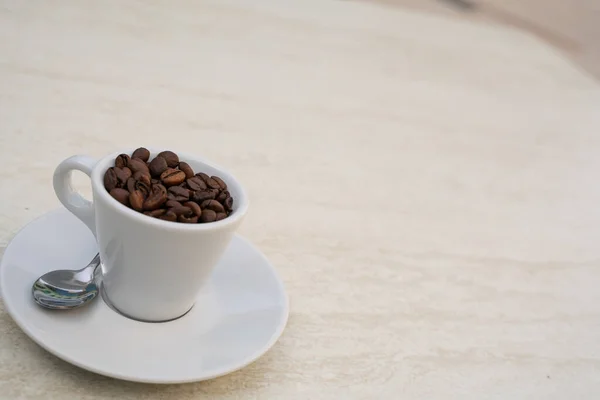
[{"x1": 1, "y1": 0, "x2": 600, "y2": 398}]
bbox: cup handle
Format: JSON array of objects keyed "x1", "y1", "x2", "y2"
[{"x1": 53, "y1": 155, "x2": 98, "y2": 236}]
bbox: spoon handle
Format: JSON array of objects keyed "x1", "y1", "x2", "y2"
[{"x1": 90, "y1": 253, "x2": 102, "y2": 279}]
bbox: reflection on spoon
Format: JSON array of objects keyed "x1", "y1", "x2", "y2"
[{"x1": 32, "y1": 253, "x2": 101, "y2": 310}]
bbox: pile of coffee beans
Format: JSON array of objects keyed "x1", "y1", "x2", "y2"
[{"x1": 103, "y1": 148, "x2": 234, "y2": 223}]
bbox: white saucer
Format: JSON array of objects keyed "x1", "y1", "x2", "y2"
[{"x1": 0, "y1": 208, "x2": 289, "y2": 384}]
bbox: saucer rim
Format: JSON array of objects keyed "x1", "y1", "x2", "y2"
[{"x1": 0, "y1": 208, "x2": 290, "y2": 384}]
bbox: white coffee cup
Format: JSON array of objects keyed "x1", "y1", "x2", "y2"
[{"x1": 52, "y1": 149, "x2": 249, "y2": 322}]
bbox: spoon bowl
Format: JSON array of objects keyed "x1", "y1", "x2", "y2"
[{"x1": 32, "y1": 253, "x2": 101, "y2": 310}]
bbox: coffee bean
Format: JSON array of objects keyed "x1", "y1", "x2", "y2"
[
  {"x1": 126, "y1": 177, "x2": 136, "y2": 193},
  {"x1": 203, "y1": 199, "x2": 225, "y2": 213},
  {"x1": 169, "y1": 205, "x2": 192, "y2": 216},
  {"x1": 128, "y1": 158, "x2": 150, "y2": 175},
  {"x1": 115, "y1": 154, "x2": 131, "y2": 169},
  {"x1": 133, "y1": 171, "x2": 151, "y2": 187},
  {"x1": 128, "y1": 175, "x2": 150, "y2": 196},
  {"x1": 179, "y1": 162, "x2": 194, "y2": 179},
  {"x1": 104, "y1": 168, "x2": 119, "y2": 192},
  {"x1": 143, "y1": 183, "x2": 167, "y2": 210},
  {"x1": 179, "y1": 214, "x2": 199, "y2": 223},
  {"x1": 114, "y1": 167, "x2": 132, "y2": 187},
  {"x1": 187, "y1": 176, "x2": 207, "y2": 191},
  {"x1": 166, "y1": 200, "x2": 182, "y2": 208},
  {"x1": 212, "y1": 176, "x2": 227, "y2": 190},
  {"x1": 144, "y1": 209, "x2": 165, "y2": 218},
  {"x1": 110, "y1": 188, "x2": 130, "y2": 206},
  {"x1": 200, "y1": 209, "x2": 217, "y2": 223},
  {"x1": 192, "y1": 190, "x2": 216, "y2": 203},
  {"x1": 205, "y1": 177, "x2": 221, "y2": 190},
  {"x1": 200, "y1": 199, "x2": 224, "y2": 211},
  {"x1": 168, "y1": 185, "x2": 189, "y2": 201},
  {"x1": 216, "y1": 212, "x2": 227, "y2": 221},
  {"x1": 224, "y1": 196, "x2": 233, "y2": 211},
  {"x1": 149, "y1": 156, "x2": 168, "y2": 177},
  {"x1": 132, "y1": 147, "x2": 150, "y2": 162},
  {"x1": 159, "y1": 210, "x2": 177, "y2": 222},
  {"x1": 183, "y1": 201, "x2": 202, "y2": 217},
  {"x1": 216, "y1": 190, "x2": 229, "y2": 203},
  {"x1": 160, "y1": 168, "x2": 186, "y2": 187},
  {"x1": 157, "y1": 151, "x2": 179, "y2": 168},
  {"x1": 137, "y1": 181, "x2": 151, "y2": 197},
  {"x1": 129, "y1": 190, "x2": 145, "y2": 211},
  {"x1": 196, "y1": 172, "x2": 210, "y2": 183}
]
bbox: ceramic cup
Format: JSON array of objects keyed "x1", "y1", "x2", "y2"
[{"x1": 52, "y1": 149, "x2": 249, "y2": 322}]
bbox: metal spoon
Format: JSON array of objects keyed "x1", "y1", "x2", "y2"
[{"x1": 32, "y1": 253, "x2": 101, "y2": 310}]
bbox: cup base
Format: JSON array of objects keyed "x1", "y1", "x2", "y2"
[{"x1": 99, "y1": 283, "x2": 194, "y2": 323}]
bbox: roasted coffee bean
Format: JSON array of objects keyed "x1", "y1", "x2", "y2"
[
  {"x1": 149, "y1": 156, "x2": 168, "y2": 177},
  {"x1": 202, "y1": 199, "x2": 225, "y2": 213},
  {"x1": 200, "y1": 209, "x2": 217, "y2": 223},
  {"x1": 104, "y1": 168, "x2": 119, "y2": 192},
  {"x1": 128, "y1": 176, "x2": 150, "y2": 197},
  {"x1": 128, "y1": 158, "x2": 150, "y2": 175},
  {"x1": 168, "y1": 185, "x2": 189, "y2": 201},
  {"x1": 205, "y1": 177, "x2": 221, "y2": 190},
  {"x1": 136, "y1": 180, "x2": 151, "y2": 197},
  {"x1": 213, "y1": 200, "x2": 227, "y2": 213},
  {"x1": 126, "y1": 177, "x2": 137, "y2": 193},
  {"x1": 143, "y1": 183, "x2": 168, "y2": 210},
  {"x1": 216, "y1": 190, "x2": 229, "y2": 203},
  {"x1": 157, "y1": 151, "x2": 179, "y2": 168},
  {"x1": 198, "y1": 188, "x2": 219, "y2": 200},
  {"x1": 133, "y1": 171, "x2": 151, "y2": 187},
  {"x1": 187, "y1": 176, "x2": 207, "y2": 191},
  {"x1": 110, "y1": 188, "x2": 130, "y2": 206},
  {"x1": 114, "y1": 167, "x2": 132, "y2": 187},
  {"x1": 169, "y1": 205, "x2": 192, "y2": 216},
  {"x1": 115, "y1": 154, "x2": 131, "y2": 169},
  {"x1": 144, "y1": 209, "x2": 166, "y2": 218},
  {"x1": 212, "y1": 176, "x2": 227, "y2": 190},
  {"x1": 192, "y1": 190, "x2": 216, "y2": 203},
  {"x1": 216, "y1": 212, "x2": 227, "y2": 221},
  {"x1": 132, "y1": 147, "x2": 150, "y2": 162},
  {"x1": 129, "y1": 190, "x2": 145, "y2": 211},
  {"x1": 196, "y1": 172, "x2": 210, "y2": 183},
  {"x1": 179, "y1": 214, "x2": 199, "y2": 223},
  {"x1": 160, "y1": 168, "x2": 186, "y2": 187},
  {"x1": 224, "y1": 196, "x2": 233, "y2": 211},
  {"x1": 179, "y1": 162, "x2": 194, "y2": 179},
  {"x1": 166, "y1": 200, "x2": 182, "y2": 208},
  {"x1": 158, "y1": 210, "x2": 177, "y2": 222},
  {"x1": 184, "y1": 201, "x2": 202, "y2": 217}
]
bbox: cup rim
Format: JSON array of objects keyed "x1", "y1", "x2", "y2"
[{"x1": 91, "y1": 148, "x2": 249, "y2": 232}]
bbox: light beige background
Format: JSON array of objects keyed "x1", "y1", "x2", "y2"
[
  {"x1": 368, "y1": 0, "x2": 600, "y2": 80},
  {"x1": 1, "y1": 0, "x2": 600, "y2": 398}
]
